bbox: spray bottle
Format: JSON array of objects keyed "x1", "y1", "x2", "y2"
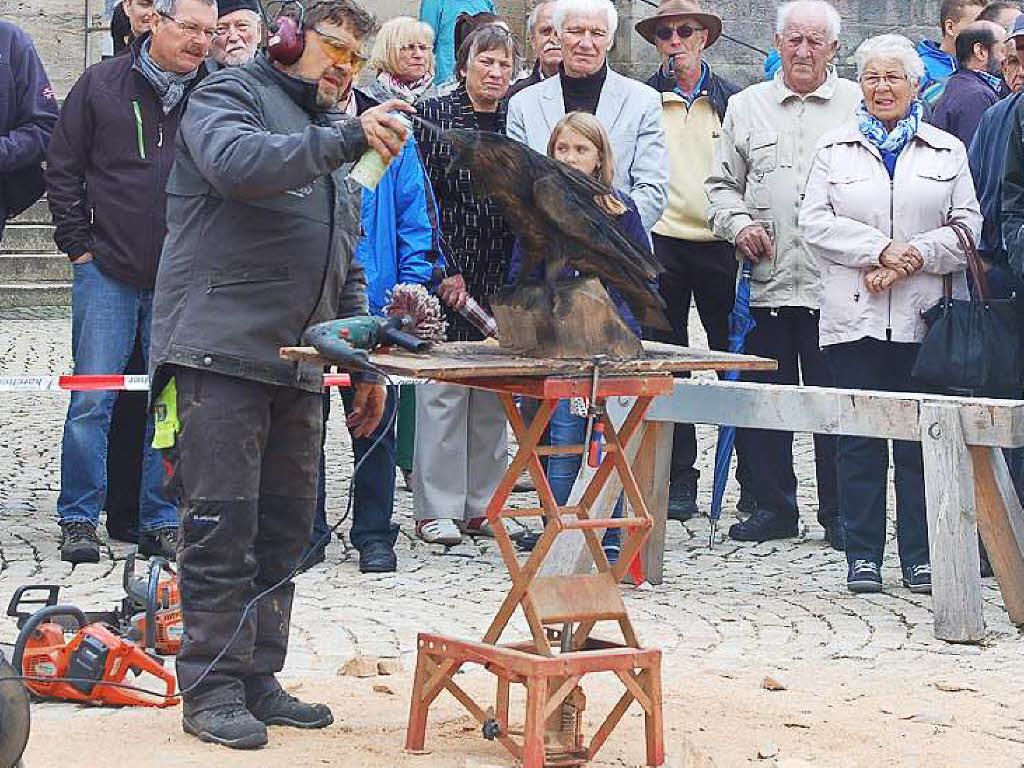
[{"x1": 347, "y1": 114, "x2": 413, "y2": 190}]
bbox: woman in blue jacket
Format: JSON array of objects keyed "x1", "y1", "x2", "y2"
[{"x1": 308, "y1": 44, "x2": 443, "y2": 575}]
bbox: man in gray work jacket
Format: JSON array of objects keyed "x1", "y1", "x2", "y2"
[{"x1": 149, "y1": 0, "x2": 411, "y2": 750}]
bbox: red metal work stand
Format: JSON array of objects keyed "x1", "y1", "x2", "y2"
[{"x1": 405, "y1": 374, "x2": 671, "y2": 768}]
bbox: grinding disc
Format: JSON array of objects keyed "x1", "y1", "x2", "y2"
[{"x1": 0, "y1": 651, "x2": 29, "y2": 768}]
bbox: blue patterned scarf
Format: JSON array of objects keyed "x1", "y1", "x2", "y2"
[
  {"x1": 857, "y1": 99, "x2": 923, "y2": 178},
  {"x1": 135, "y1": 38, "x2": 200, "y2": 114}
]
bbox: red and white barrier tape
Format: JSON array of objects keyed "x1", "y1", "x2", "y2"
[
  {"x1": 0, "y1": 373, "x2": 428, "y2": 392},
  {"x1": 0, "y1": 375, "x2": 154, "y2": 392}
]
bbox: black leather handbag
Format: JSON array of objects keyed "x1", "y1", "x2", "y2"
[{"x1": 911, "y1": 221, "x2": 1022, "y2": 398}]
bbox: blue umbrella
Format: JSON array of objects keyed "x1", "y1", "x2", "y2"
[{"x1": 708, "y1": 262, "x2": 756, "y2": 548}]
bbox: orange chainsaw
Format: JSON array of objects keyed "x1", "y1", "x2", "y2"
[
  {"x1": 10, "y1": 604, "x2": 177, "y2": 708},
  {"x1": 121, "y1": 553, "x2": 182, "y2": 656}
]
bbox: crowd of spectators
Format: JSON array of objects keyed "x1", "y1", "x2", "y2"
[{"x1": 6, "y1": 0, "x2": 1024, "y2": 600}]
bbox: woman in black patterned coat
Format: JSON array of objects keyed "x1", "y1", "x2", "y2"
[{"x1": 411, "y1": 24, "x2": 521, "y2": 546}]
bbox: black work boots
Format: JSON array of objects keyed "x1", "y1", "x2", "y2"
[
  {"x1": 183, "y1": 706, "x2": 268, "y2": 749},
  {"x1": 183, "y1": 688, "x2": 334, "y2": 749},
  {"x1": 248, "y1": 687, "x2": 334, "y2": 729}
]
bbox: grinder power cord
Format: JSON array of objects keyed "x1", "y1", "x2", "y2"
[{"x1": 0, "y1": 359, "x2": 402, "y2": 765}]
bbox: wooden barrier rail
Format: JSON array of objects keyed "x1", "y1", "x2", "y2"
[
  {"x1": 638, "y1": 380, "x2": 1024, "y2": 644},
  {"x1": 646, "y1": 380, "x2": 1024, "y2": 447}
]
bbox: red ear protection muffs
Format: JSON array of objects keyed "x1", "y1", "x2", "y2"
[{"x1": 266, "y1": 1, "x2": 306, "y2": 65}]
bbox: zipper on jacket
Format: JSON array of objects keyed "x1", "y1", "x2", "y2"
[
  {"x1": 887, "y1": 176, "x2": 894, "y2": 341},
  {"x1": 206, "y1": 275, "x2": 289, "y2": 294},
  {"x1": 157, "y1": 118, "x2": 164, "y2": 149},
  {"x1": 132, "y1": 100, "x2": 147, "y2": 160}
]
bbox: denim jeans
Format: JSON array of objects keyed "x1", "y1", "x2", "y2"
[
  {"x1": 547, "y1": 400, "x2": 621, "y2": 549},
  {"x1": 312, "y1": 385, "x2": 399, "y2": 552},
  {"x1": 826, "y1": 338, "x2": 929, "y2": 569},
  {"x1": 58, "y1": 261, "x2": 177, "y2": 532}
]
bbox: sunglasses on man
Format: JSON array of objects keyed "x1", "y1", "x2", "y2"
[
  {"x1": 655, "y1": 23, "x2": 705, "y2": 41},
  {"x1": 313, "y1": 26, "x2": 369, "y2": 71}
]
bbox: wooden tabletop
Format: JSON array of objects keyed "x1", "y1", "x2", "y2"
[{"x1": 280, "y1": 340, "x2": 777, "y2": 380}]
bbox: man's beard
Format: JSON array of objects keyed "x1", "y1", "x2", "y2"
[
  {"x1": 316, "y1": 82, "x2": 353, "y2": 109},
  {"x1": 220, "y1": 47, "x2": 256, "y2": 66},
  {"x1": 316, "y1": 66, "x2": 351, "y2": 109},
  {"x1": 988, "y1": 51, "x2": 1005, "y2": 76}
]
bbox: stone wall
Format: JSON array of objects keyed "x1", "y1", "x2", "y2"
[
  {"x1": 1, "y1": 0, "x2": 99, "y2": 97},
  {"x1": 8, "y1": 0, "x2": 944, "y2": 96},
  {"x1": 614, "y1": 0, "x2": 944, "y2": 86}
]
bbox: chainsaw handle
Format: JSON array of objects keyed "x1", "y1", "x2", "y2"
[
  {"x1": 143, "y1": 558, "x2": 165, "y2": 652},
  {"x1": 7, "y1": 584, "x2": 61, "y2": 628},
  {"x1": 121, "y1": 642, "x2": 179, "y2": 706},
  {"x1": 12, "y1": 605, "x2": 88, "y2": 670},
  {"x1": 122, "y1": 550, "x2": 136, "y2": 593}
]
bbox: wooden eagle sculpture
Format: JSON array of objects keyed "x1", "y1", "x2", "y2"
[{"x1": 442, "y1": 128, "x2": 670, "y2": 332}]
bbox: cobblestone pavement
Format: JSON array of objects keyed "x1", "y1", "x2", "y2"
[{"x1": 1, "y1": 310, "x2": 1023, "y2": 767}]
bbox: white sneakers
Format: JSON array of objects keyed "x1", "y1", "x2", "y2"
[
  {"x1": 416, "y1": 518, "x2": 463, "y2": 545},
  {"x1": 415, "y1": 517, "x2": 528, "y2": 544}
]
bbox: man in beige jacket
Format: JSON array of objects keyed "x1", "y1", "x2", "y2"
[
  {"x1": 636, "y1": 0, "x2": 750, "y2": 523},
  {"x1": 705, "y1": 0, "x2": 860, "y2": 547}
]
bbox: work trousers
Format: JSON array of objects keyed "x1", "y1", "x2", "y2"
[
  {"x1": 736, "y1": 306, "x2": 838, "y2": 527},
  {"x1": 825, "y1": 338, "x2": 929, "y2": 569},
  {"x1": 171, "y1": 367, "x2": 322, "y2": 714},
  {"x1": 413, "y1": 383, "x2": 506, "y2": 521},
  {"x1": 648, "y1": 235, "x2": 750, "y2": 487}
]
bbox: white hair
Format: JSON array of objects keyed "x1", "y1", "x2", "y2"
[
  {"x1": 552, "y1": 0, "x2": 618, "y2": 38},
  {"x1": 527, "y1": 1, "x2": 556, "y2": 38},
  {"x1": 154, "y1": 0, "x2": 217, "y2": 16},
  {"x1": 854, "y1": 33, "x2": 926, "y2": 85},
  {"x1": 776, "y1": 0, "x2": 841, "y2": 42}
]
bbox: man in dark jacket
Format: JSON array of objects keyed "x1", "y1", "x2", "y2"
[
  {"x1": 932, "y1": 20, "x2": 1007, "y2": 147},
  {"x1": 971, "y1": 16, "x2": 1024, "y2": 279},
  {"x1": 45, "y1": 0, "x2": 216, "y2": 565},
  {"x1": 149, "y1": 0, "x2": 411, "y2": 748},
  {"x1": 917, "y1": 0, "x2": 986, "y2": 106},
  {"x1": 506, "y1": 0, "x2": 560, "y2": 99},
  {"x1": 0, "y1": 21, "x2": 58, "y2": 235},
  {"x1": 635, "y1": 0, "x2": 756, "y2": 526}
]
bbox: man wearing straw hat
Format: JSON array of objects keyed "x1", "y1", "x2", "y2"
[{"x1": 635, "y1": 0, "x2": 753, "y2": 525}]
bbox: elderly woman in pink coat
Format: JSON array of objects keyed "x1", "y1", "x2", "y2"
[{"x1": 799, "y1": 33, "x2": 982, "y2": 596}]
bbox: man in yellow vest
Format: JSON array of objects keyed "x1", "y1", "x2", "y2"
[{"x1": 636, "y1": 0, "x2": 753, "y2": 523}]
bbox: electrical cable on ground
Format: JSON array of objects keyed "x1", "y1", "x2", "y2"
[{"x1": 0, "y1": 364, "x2": 400, "y2": 702}]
